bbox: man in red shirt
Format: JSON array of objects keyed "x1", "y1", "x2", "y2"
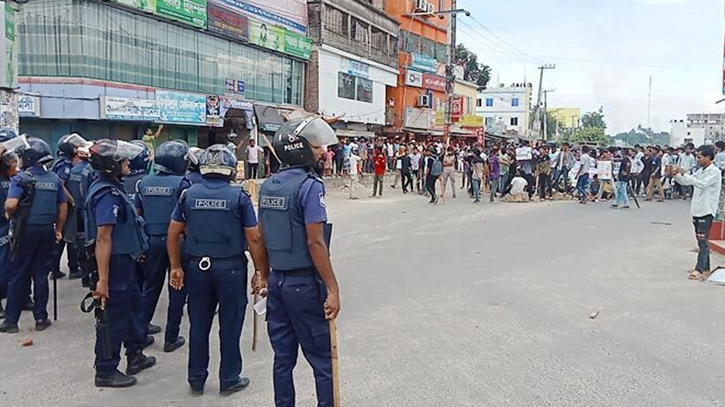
[{"x1": 371, "y1": 148, "x2": 386, "y2": 198}]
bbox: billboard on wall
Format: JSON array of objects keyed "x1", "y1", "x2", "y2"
[
  {"x1": 0, "y1": 1, "x2": 17, "y2": 90},
  {"x1": 212, "y1": 0, "x2": 307, "y2": 35},
  {"x1": 156, "y1": 0, "x2": 208, "y2": 29},
  {"x1": 208, "y1": 2, "x2": 249, "y2": 42},
  {"x1": 114, "y1": 0, "x2": 156, "y2": 13}
]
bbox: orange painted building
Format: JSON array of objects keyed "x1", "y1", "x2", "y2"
[{"x1": 384, "y1": 0, "x2": 451, "y2": 137}]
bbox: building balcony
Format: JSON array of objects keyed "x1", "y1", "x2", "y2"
[{"x1": 322, "y1": 30, "x2": 398, "y2": 68}]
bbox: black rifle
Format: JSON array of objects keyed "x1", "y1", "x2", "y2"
[
  {"x1": 9, "y1": 173, "x2": 35, "y2": 261},
  {"x1": 79, "y1": 242, "x2": 112, "y2": 359}
]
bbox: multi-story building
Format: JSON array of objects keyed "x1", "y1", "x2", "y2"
[
  {"x1": 306, "y1": 0, "x2": 399, "y2": 139},
  {"x1": 548, "y1": 107, "x2": 581, "y2": 130},
  {"x1": 13, "y1": 0, "x2": 312, "y2": 148},
  {"x1": 670, "y1": 113, "x2": 725, "y2": 146},
  {"x1": 476, "y1": 83, "x2": 533, "y2": 138},
  {"x1": 384, "y1": 0, "x2": 450, "y2": 139}
]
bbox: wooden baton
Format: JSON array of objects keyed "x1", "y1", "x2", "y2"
[{"x1": 330, "y1": 319, "x2": 341, "y2": 407}]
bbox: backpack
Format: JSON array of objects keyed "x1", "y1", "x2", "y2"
[{"x1": 431, "y1": 159, "x2": 443, "y2": 177}]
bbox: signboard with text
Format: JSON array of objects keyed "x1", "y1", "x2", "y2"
[
  {"x1": 284, "y1": 29, "x2": 311, "y2": 59},
  {"x1": 114, "y1": 0, "x2": 156, "y2": 13},
  {"x1": 249, "y1": 19, "x2": 285, "y2": 53},
  {"x1": 404, "y1": 69, "x2": 423, "y2": 87},
  {"x1": 101, "y1": 96, "x2": 160, "y2": 121},
  {"x1": 17, "y1": 93, "x2": 40, "y2": 117},
  {"x1": 208, "y1": 2, "x2": 248, "y2": 42},
  {"x1": 212, "y1": 0, "x2": 307, "y2": 35},
  {"x1": 1, "y1": 1, "x2": 17, "y2": 89},
  {"x1": 156, "y1": 0, "x2": 207, "y2": 29},
  {"x1": 411, "y1": 52, "x2": 438, "y2": 73},
  {"x1": 451, "y1": 96, "x2": 463, "y2": 119},
  {"x1": 422, "y1": 73, "x2": 445, "y2": 92},
  {"x1": 156, "y1": 91, "x2": 207, "y2": 125}
]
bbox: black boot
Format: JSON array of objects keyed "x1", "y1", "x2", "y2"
[
  {"x1": 0, "y1": 320, "x2": 18, "y2": 333},
  {"x1": 0, "y1": 300, "x2": 5, "y2": 320},
  {"x1": 126, "y1": 351, "x2": 156, "y2": 375},
  {"x1": 22, "y1": 299, "x2": 35, "y2": 311},
  {"x1": 147, "y1": 323, "x2": 161, "y2": 335},
  {"x1": 163, "y1": 336, "x2": 185, "y2": 353},
  {"x1": 143, "y1": 335, "x2": 154, "y2": 349},
  {"x1": 95, "y1": 369, "x2": 137, "y2": 388},
  {"x1": 35, "y1": 319, "x2": 52, "y2": 331},
  {"x1": 220, "y1": 377, "x2": 250, "y2": 396}
]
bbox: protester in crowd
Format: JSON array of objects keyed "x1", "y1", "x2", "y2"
[
  {"x1": 612, "y1": 148, "x2": 632, "y2": 209},
  {"x1": 678, "y1": 144, "x2": 696, "y2": 199},
  {"x1": 574, "y1": 145, "x2": 592, "y2": 204},
  {"x1": 553, "y1": 142, "x2": 574, "y2": 194},
  {"x1": 400, "y1": 148, "x2": 413, "y2": 194},
  {"x1": 646, "y1": 146, "x2": 665, "y2": 202},
  {"x1": 441, "y1": 147, "x2": 457, "y2": 199},
  {"x1": 244, "y1": 138, "x2": 264, "y2": 180},
  {"x1": 371, "y1": 147, "x2": 385, "y2": 198},
  {"x1": 334, "y1": 142, "x2": 345, "y2": 177},
  {"x1": 488, "y1": 148, "x2": 500, "y2": 202},
  {"x1": 410, "y1": 147, "x2": 422, "y2": 194},
  {"x1": 507, "y1": 170, "x2": 529, "y2": 202},
  {"x1": 324, "y1": 147, "x2": 334, "y2": 177},
  {"x1": 630, "y1": 145, "x2": 644, "y2": 196},
  {"x1": 498, "y1": 148, "x2": 511, "y2": 196},
  {"x1": 470, "y1": 149, "x2": 484, "y2": 204},
  {"x1": 536, "y1": 145, "x2": 552, "y2": 200},
  {"x1": 390, "y1": 146, "x2": 406, "y2": 190},
  {"x1": 425, "y1": 148, "x2": 442, "y2": 204}
]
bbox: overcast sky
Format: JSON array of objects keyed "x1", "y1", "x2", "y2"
[{"x1": 456, "y1": 0, "x2": 723, "y2": 134}]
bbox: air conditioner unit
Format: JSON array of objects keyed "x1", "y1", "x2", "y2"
[
  {"x1": 426, "y1": 3, "x2": 435, "y2": 14},
  {"x1": 417, "y1": 95, "x2": 430, "y2": 107},
  {"x1": 414, "y1": 0, "x2": 427, "y2": 12}
]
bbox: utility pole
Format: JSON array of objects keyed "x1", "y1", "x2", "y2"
[
  {"x1": 542, "y1": 89, "x2": 554, "y2": 141},
  {"x1": 532, "y1": 64, "x2": 555, "y2": 139},
  {"x1": 444, "y1": 0, "x2": 457, "y2": 145}
]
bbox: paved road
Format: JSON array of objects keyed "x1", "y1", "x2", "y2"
[{"x1": 1, "y1": 191, "x2": 724, "y2": 407}]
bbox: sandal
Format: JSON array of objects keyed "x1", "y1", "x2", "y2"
[{"x1": 688, "y1": 271, "x2": 702, "y2": 280}]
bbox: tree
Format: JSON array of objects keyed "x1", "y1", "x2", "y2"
[
  {"x1": 567, "y1": 126, "x2": 610, "y2": 147},
  {"x1": 580, "y1": 107, "x2": 606, "y2": 130},
  {"x1": 611, "y1": 126, "x2": 670, "y2": 146},
  {"x1": 455, "y1": 43, "x2": 491, "y2": 89}
]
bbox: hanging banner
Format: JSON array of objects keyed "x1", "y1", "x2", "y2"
[
  {"x1": 206, "y1": 95, "x2": 223, "y2": 127},
  {"x1": 113, "y1": 0, "x2": 156, "y2": 13},
  {"x1": 404, "y1": 69, "x2": 423, "y2": 87},
  {"x1": 212, "y1": 0, "x2": 307, "y2": 35},
  {"x1": 284, "y1": 30, "x2": 312, "y2": 60},
  {"x1": 101, "y1": 96, "x2": 160, "y2": 121},
  {"x1": 411, "y1": 53, "x2": 438, "y2": 73},
  {"x1": 0, "y1": 1, "x2": 17, "y2": 89},
  {"x1": 156, "y1": 0, "x2": 207, "y2": 29},
  {"x1": 0, "y1": 89, "x2": 18, "y2": 132},
  {"x1": 422, "y1": 73, "x2": 446, "y2": 92},
  {"x1": 208, "y1": 2, "x2": 248, "y2": 42},
  {"x1": 156, "y1": 91, "x2": 207, "y2": 125},
  {"x1": 17, "y1": 93, "x2": 41, "y2": 117},
  {"x1": 451, "y1": 96, "x2": 464, "y2": 119},
  {"x1": 249, "y1": 19, "x2": 285, "y2": 53}
]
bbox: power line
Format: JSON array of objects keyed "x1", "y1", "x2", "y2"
[
  {"x1": 455, "y1": 21, "x2": 533, "y2": 65},
  {"x1": 467, "y1": 15, "x2": 543, "y2": 64}
]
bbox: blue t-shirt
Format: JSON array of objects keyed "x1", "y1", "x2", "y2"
[
  {"x1": 272, "y1": 168, "x2": 327, "y2": 225},
  {"x1": 170, "y1": 178, "x2": 258, "y2": 228},
  {"x1": 8, "y1": 166, "x2": 67, "y2": 204}
]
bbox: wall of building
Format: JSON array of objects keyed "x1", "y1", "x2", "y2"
[
  {"x1": 476, "y1": 84, "x2": 532, "y2": 136},
  {"x1": 549, "y1": 107, "x2": 581, "y2": 129}
]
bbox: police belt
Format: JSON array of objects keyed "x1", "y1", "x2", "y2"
[
  {"x1": 273, "y1": 268, "x2": 317, "y2": 277},
  {"x1": 189, "y1": 255, "x2": 247, "y2": 271}
]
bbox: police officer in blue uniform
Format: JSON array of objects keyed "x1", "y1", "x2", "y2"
[
  {"x1": 0, "y1": 129, "x2": 24, "y2": 319},
  {"x1": 50, "y1": 134, "x2": 81, "y2": 279},
  {"x1": 0, "y1": 138, "x2": 68, "y2": 333},
  {"x1": 254, "y1": 116, "x2": 342, "y2": 407},
  {"x1": 121, "y1": 140, "x2": 150, "y2": 205},
  {"x1": 66, "y1": 142, "x2": 95, "y2": 283},
  {"x1": 86, "y1": 139, "x2": 156, "y2": 388},
  {"x1": 136, "y1": 140, "x2": 189, "y2": 353},
  {"x1": 167, "y1": 144, "x2": 269, "y2": 397},
  {"x1": 186, "y1": 147, "x2": 205, "y2": 185}
]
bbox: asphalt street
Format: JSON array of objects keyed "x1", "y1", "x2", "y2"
[{"x1": 1, "y1": 189, "x2": 724, "y2": 407}]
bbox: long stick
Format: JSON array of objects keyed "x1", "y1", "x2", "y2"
[
  {"x1": 52, "y1": 269, "x2": 57, "y2": 321},
  {"x1": 252, "y1": 293, "x2": 259, "y2": 352},
  {"x1": 330, "y1": 319, "x2": 341, "y2": 407}
]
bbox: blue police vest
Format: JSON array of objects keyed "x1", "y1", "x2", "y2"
[
  {"x1": 258, "y1": 171, "x2": 316, "y2": 271},
  {"x1": 121, "y1": 173, "x2": 144, "y2": 205},
  {"x1": 137, "y1": 174, "x2": 184, "y2": 236},
  {"x1": 0, "y1": 174, "x2": 10, "y2": 226},
  {"x1": 67, "y1": 161, "x2": 92, "y2": 210},
  {"x1": 86, "y1": 179, "x2": 149, "y2": 259},
  {"x1": 183, "y1": 182, "x2": 246, "y2": 259},
  {"x1": 51, "y1": 157, "x2": 72, "y2": 180},
  {"x1": 26, "y1": 170, "x2": 60, "y2": 225}
]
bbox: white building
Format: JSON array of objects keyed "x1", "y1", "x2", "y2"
[
  {"x1": 476, "y1": 83, "x2": 533, "y2": 137},
  {"x1": 670, "y1": 113, "x2": 725, "y2": 146}
]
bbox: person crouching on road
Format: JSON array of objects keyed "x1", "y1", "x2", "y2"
[{"x1": 167, "y1": 144, "x2": 270, "y2": 397}]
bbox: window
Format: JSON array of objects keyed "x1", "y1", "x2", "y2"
[
  {"x1": 356, "y1": 77, "x2": 373, "y2": 103},
  {"x1": 485, "y1": 98, "x2": 494, "y2": 107},
  {"x1": 351, "y1": 17, "x2": 370, "y2": 45},
  {"x1": 485, "y1": 117, "x2": 494, "y2": 125},
  {"x1": 337, "y1": 72, "x2": 373, "y2": 103},
  {"x1": 510, "y1": 117, "x2": 519, "y2": 126},
  {"x1": 324, "y1": 5, "x2": 349, "y2": 37},
  {"x1": 465, "y1": 97, "x2": 472, "y2": 114},
  {"x1": 512, "y1": 98, "x2": 519, "y2": 107},
  {"x1": 476, "y1": 98, "x2": 482, "y2": 107}
]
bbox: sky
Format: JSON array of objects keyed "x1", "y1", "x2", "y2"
[{"x1": 456, "y1": 0, "x2": 724, "y2": 134}]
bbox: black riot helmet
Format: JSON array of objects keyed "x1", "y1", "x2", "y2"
[
  {"x1": 21, "y1": 138, "x2": 54, "y2": 168},
  {"x1": 199, "y1": 144, "x2": 237, "y2": 181},
  {"x1": 154, "y1": 140, "x2": 189, "y2": 175},
  {"x1": 187, "y1": 147, "x2": 204, "y2": 173},
  {"x1": 57, "y1": 133, "x2": 92, "y2": 157},
  {"x1": 89, "y1": 139, "x2": 145, "y2": 179},
  {"x1": 0, "y1": 127, "x2": 18, "y2": 143},
  {"x1": 273, "y1": 116, "x2": 338, "y2": 169},
  {"x1": 128, "y1": 139, "x2": 150, "y2": 175}
]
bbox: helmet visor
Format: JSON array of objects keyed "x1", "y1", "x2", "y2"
[
  {"x1": 3, "y1": 134, "x2": 30, "y2": 155},
  {"x1": 66, "y1": 134, "x2": 94, "y2": 149},
  {"x1": 295, "y1": 117, "x2": 338, "y2": 148},
  {"x1": 114, "y1": 140, "x2": 145, "y2": 161}
]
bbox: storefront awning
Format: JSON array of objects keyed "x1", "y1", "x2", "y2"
[
  {"x1": 335, "y1": 129, "x2": 376, "y2": 138},
  {"x1": 254, "y1": 104, "x2": 285, "y2": 133}
]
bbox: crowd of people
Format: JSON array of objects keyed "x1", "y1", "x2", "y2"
[{"x1": 324, "y1": 135, "x2": 719, "y2": 210}]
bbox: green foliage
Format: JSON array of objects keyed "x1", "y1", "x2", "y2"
[
  {"x1": 580, "y1": 107, "x2": 606, "y2": 130},
  {"x1": 455, "y1": 44, "x2": 491, "y2": 89},
  {"x1": 611, "y1": 125, "x2": 670, "y2": 146}
]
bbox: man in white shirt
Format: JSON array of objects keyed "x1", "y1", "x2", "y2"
[
  {"x1": 348, "y1": 147, "x2": 361, "y2": 199},
  {"x1": 409, "y1": 148, "x2": 422, "y2": 193},
  {"x1": 673, "y1": 145, "x2": 722, "y2": 280},
  {"x1": 575, "y1": 146, "x2": 592, "y2": 204},
  {"x1": 245, "y1": 138, "x2": 264, "y2": 179},
  {"x1": 678, "y1": 144, "x2": 696, "y2": 199}
]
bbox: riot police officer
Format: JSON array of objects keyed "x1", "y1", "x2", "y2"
[
  {"x1": 136, "y1": 140, "x2": 189, "y2": 353},
  {"x1": 254, "y1": 116, "x2": 341, "y2": 407},
  {"x1": 167, "y1": 144, "x2": 269, "y2": 397},
  {"x1": 66, "y1": 142, "x2": 95, "y2": 283},
  {"x1": 121, "y1": 140, "x2": 150, "y2": 204},
  {"x1": 0, "y1": 129, "x2": 23, "y2": 319},
  {"x1": 86, "y1": 139, "x2": 155, "y2": 388},
  {"x1": 186, "y1": 147, "x2": 205, "y2": 185},
  {"x1": 0, "y1": 138, "x2": 68, "y2": 333}
]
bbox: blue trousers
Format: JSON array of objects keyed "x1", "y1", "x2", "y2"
[
  {"x1": 185, "y1": 257, "x2": 248, "y2": 389},
  {"x1": 53, "y1": 239, "x2": 79, "y2": 274},
  {"x1": 267, "y1": 271, "x2": 333, "y2": 407},
  {"x1": 5, "y1": 225, "x2": 54, "y2": 324},
  {"x1": 576, "y1": 174, "x2": 589, "y2": 199},
  {"x1": 142, "y1": 235, "x2": 186, "y2": 343},
  {"x1": 95, "y1": 254, "x2": 147, "y2": 374},
  {"x1": 0, "y1": 222, "x2": 10, "y2": 299}
]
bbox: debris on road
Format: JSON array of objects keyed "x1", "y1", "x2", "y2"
[
  {"x1": 650, "y1": 221, "x2": 672, "y2": 226},
  {"x1": 589, "y1": 310, "x2": 600, "y2": 319},
  {"x1": 20, "y1": 338, "x2": 33, "y2": 347}
]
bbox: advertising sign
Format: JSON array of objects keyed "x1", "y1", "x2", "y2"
[
  {"x1": 0, "y1": 1, "x2": 17, "y2": 89},
  {"x1": 405, "y1": 69, "x2": 423, "y2": 87},
  {"x1": 208, "y1": 2, "x2": 248, "y2": 42},
  {"x1": 284, "y1": 30, "x2": 312, "y2": 60},
  {"x1": 451, "y1": 95, "x2": 463, "y2": 119},
  {"x1": 213, "y1": 0, "x2": 307, "y2": 35},
  {"x1": 422, "y1": 73, "x2": 446, "y2": 92},
  {"x1": 404, "y1": 107, "x2": 435, "y2": 129},
  {"x1": 17, "y1": 93, "x2": 40, "y2": 117},
  {"x1": 515, "y1": 146, "x2": 533, "y2": 161},
  {"x1": 341, "y1": 58, "x2": 370, "y2": 78},
  {"x1": 249, "y1": 19, "x2": 285, "y2": 53},
  {"x1": 459, "y1": 114, "x2": 484, "y2": 127},
  {"x1": 206, "y1": 95, "x2": 223, "y2": 127},
  {"x1": 411, "y1": 53, "x2": 438, "y2": 73},
  {"x1": 114, "y1": 0, "x2": 156, "y2": 13},
  {"x1": 156, "y1": 0, "x2": 207, "y2": 29},
  {"x1": 156, "y1": 91, "x2": 207, "y2": 125},
  {"x1": 101, "y1": 96, "x2": 160, "y2": 121},
  {"x1": 0, "y1": 89, "x2": 17, "y2": 132}
]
